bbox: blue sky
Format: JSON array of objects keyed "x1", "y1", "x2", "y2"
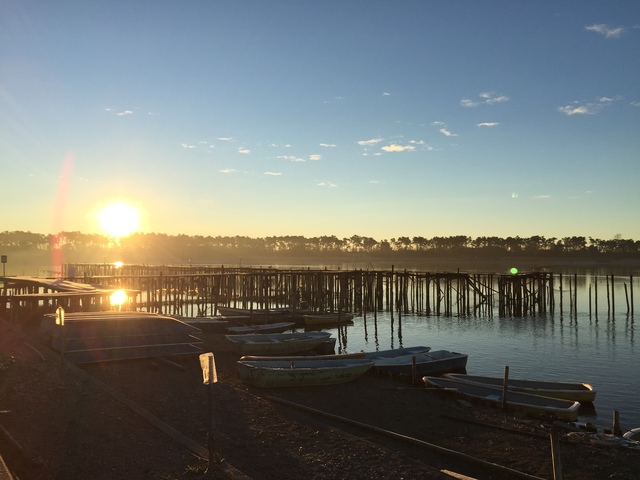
[{"x1": 2, "y1": 1, "x2": 639, "y2": 242}]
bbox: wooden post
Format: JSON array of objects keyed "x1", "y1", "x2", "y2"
[
  {"x1": 550, "y1": 429, "x2": 563, "y2": 480},
  {"x1": 613, "y1": 410, "x2": 622, "y2": 436},
  {"x1": 502, "y1": 366, "x2": 509, "y2": 411},
  {"x1": 412, "y1": 356, "x2": 417, "y2": 385}
]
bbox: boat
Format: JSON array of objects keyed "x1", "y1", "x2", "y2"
[
  {"x1": 240, "y1": 351, "x2": 366, "y2": 361},
  {"x1": 217, "y1": 306, "x2": 291, "y2": 317},
  {"x1": 226, "y1": 321, "x2": 295, "y2": 334},
  {"x1": 170, "y1": 316, "x2": 229, "y2": 333},
  {"x1": 237, "y1": 358, "x2": 374, "y2": 388},
  {"x1": 225, "y1": 331, "x2": 332, "y2": 356},
  {"x1": 372, "y1": 350, "x2": 468, "y2": 376},
  {"x1": 444, "y1": 373, "x2": 596, "y2": 403},
  {"x1": 303, "y1": 312, "x2": 354, "y2": 326},
  {"x1": 362, "y1": 346, "x2": 431, "y2": 360},
  {"x1": 623, "y1": 427, "x2": 640, "y2": 441},
  {"x1": 423, "y1": 376, "x2": 581, "y2": 421}
]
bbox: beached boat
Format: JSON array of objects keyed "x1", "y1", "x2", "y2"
[
  {"x1": 240, "y1": 351, "x2": 366, "y2": 362},
  {"x1": 362, "y1": 346, "x2": 431, "y2": 360},
  {"x1": 444, "y1": 373, "x2": 596, "y2": 403},
  {"x1": 225, "y1": 331, "x2": 332, "y2": 356},
  {"x1": 372, "y1": 350, "x2": 468, "y2": 376},
  {"x1": 237, "y1": 358, "x2": 374, "y2": 388},
  {"x1": 423, "y1": 376, "x2": 581, "y2": 421},
  {"x1": 303, "y1": 312, "x2": 354, "y2": 326},
  {"x1": 226, "y1": 321, "x2": 295, "y2": 335}
]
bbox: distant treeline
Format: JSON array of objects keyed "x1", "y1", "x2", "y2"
[{"x1": 1, "y1": 231, "x2": 639, "y2": 263}]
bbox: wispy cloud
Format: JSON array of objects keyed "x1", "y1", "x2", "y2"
[
  {"x1": 238, "y1": 148, "x2": 250, "y2": 154},
  {"x1": 219, "y1": 168, "x2": 238, "y2": 174},
  {"x1": 277, "y1": 155, "x2": 305, "y2": 162},
  {"x1": 180, "y1": 143, "x2": 196, "y2": 149},
  {"x1": 381, "y1": 144, "x2": 416, "y2": 152},
  {"x1": 477, "y1": 122, "x2": 499, "y2": 127},
  {"x1": 382, "y1": 92, "x2": 391, "y2": 96},
  {"x1": 439, "y1": 128, "x2": 458, "y2": 137},
  {"x1": 431, "y1": 121, "x2": 446, "y2": 126},
  {"x1": 217, "y1": 137, "x2": 233, "y2": 141},
  {"x1": 316, "y1": 181, "x2": 337, "y2": 188},
  {"x1": 586, "y1": 24, "x2": 624, "y2": 38},
  {"x1": 319, "y1": 143, "x2": 337, "y2": 147},
  {"x1": 264, "y1": 172, "x2": 282, "y2": 176},
  {"x1": 116, "y1": 110, "x2": 134, "y2": 116},
  {"x1": 461, "y1": 92, "x2": 509, "y2": 107},
  {"x1": 358, "y1": 137, "x2": 383, "y2": 147},
  {"x1": 309, "y1": 154, "x2": 322, "y2": 161},
  {"x1": 558, "y1": 96, "x2": 620, "y2": 115}
]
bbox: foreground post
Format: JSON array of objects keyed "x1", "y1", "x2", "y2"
[
  {"x1": 199, "y1": 352, "x2": 219, "y2": 477},
  {"x1": 501, "y1": 366, "x2": 509, "y2": 411},
  {"x1": 550, "y1": 429, "x2": 563, "y2": 480}
]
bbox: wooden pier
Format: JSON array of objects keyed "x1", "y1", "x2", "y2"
[{"x1": 2, "y1": 264, "x2": 633, "y2": 324}]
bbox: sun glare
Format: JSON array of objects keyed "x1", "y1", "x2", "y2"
[{"x1": 98, "y1": 202, "x2": 140, "y2": 238}]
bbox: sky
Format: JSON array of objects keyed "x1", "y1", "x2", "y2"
[{"x1": 2, "y1": 1, "x2": 639, "y2": 242}]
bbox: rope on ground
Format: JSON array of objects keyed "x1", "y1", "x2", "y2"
[{"x1": 265, "y1": 395, "x2": 547, "y2": 480}]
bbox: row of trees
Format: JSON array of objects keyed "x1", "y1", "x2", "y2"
[{"x1": 1, "y1": 231, "x2": 639, "y2": 256}]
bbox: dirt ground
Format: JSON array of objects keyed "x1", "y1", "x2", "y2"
[{"x1": 1, "y1": 318, "x2": 639, "y2": 480}]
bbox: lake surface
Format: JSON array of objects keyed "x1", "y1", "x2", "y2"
[{"x1": 319, "y1": 274, "x2": 639, "y2": 432}]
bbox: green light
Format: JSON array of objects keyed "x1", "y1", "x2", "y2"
[{"x1": 510, "y1": 267, "x2": 518, "y2": 274}]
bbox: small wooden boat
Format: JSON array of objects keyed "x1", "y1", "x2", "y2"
[
  {"x1": 303, "y1": 312, "x2": 354, "y2": 326},
  {"x1": 226, "y1": 322, "x2": 295, "y2": 335},
  {"x1": 362, "y1": 346, "x2": 431, "y2": 360},
  {"x1": 423, "y1": 376, "x2": 581, "y2": 421},
  {"x1": 237, "y1": 358, "x2": 374, "y2": 388},
  {"x1": 240, "y1": 351, "x2": 366, "y2": 362},
  {"x1": 225, "y1": 331, "x2": 332, "y2": 356},
  {"x1": 372, "y1": 350, "x2": 468, "y2": 376},
  {"x1": 444, "y1": 373, "x2": 596, "y2": 403},
  {"x1": 170, "y1": 316, "x2": 229, "y2": 333}
]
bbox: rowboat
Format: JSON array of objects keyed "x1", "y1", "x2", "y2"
[
  {"x1": 303, "y1": 312, "x2": 354, "y2": 326},
  {"x1": 240, "y1": 351, "x2": 366, "y2": 361},
  {"x1": 423, "y1": 376, "x2": 581, "y2": 421},
  {"x1": 372, "y1": 350, "x2": 468, "y2": 376},
  {"x1": 237, "y1": 358, "x2": 374, "y2": 388},
  {"x1": 171, "y1": 316, "x2": 229, "y2": 333},
  {"x1": 444, "y1": 373, "x2": 596, "y2": 403},
  {"x1": 225, "y1": 331, "x2": 332, "y2": 356},
  {"x1": 226, "y1": 322, "x2": 295, "y2": 334},
  {"x1": 362, "y1": 346, "x2": 431, "y2": 360}
]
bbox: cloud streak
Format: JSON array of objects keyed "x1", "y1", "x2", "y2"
[{"x1": 586, "y1": 24, "x2": 624, "y2": 38}]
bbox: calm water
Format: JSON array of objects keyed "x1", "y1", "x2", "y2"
[{"x1": 317, "y1": 274, "x2": 639, "y2": 432}]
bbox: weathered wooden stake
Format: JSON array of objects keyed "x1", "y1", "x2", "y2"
[
  {"x1": 550, "y1": 429, "x2": 563, "y2": 480},
  {"x1": 502, "y1": 366, "x2": 509, "y2": 411}
]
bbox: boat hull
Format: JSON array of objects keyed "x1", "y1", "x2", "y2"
[
  {"x1": 225, "y1": 331, "x2": 332, "y2": 356},
  {"x1": 424, "y1": 376, "x2": 581, "y2": 421},
  {"x1": 444, "y1": 373, "x2": 596, "y2": 403},
  {"x1": 303, "y1": 313, "x2": 354, "y2": 326},
  {"x1": 238, "y1": 359, "x2": 374, "y2": 388},
  {"x1": 373, "y1": 350, "x2": 468, "y2": 376}
]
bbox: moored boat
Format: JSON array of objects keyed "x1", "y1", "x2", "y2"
[
  {"x1": 240, "y1": 351, "x2": 366, "y2": 361},
  {"x1": 444, "y1": 373, "x2": 596, "y2": 403},
  {"x1": 372, "y1": 350, "x2": 468, "y2": 376},
  {"x1": 226, "y1": 321, "x2": 295, "y2": 335},
  {"x1": 303, "y1": 312, "x2": 354, "y2": 326},
  {"x1": 237, "y1": 358, "x2": 374, "y2": 388},
  {"x1": 423, "y1": 376, "x2": 581, "y2": 421},
  {"x1": 225, "y1": 331, "x2": 332, "y2": 356},
  {"x1": 361, "y1": 346, "x2": 431, "y2": 360}
]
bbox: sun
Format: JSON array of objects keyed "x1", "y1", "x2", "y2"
[{"x1": 97, "y1": 202, "x2": 140, "y2": 238}]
